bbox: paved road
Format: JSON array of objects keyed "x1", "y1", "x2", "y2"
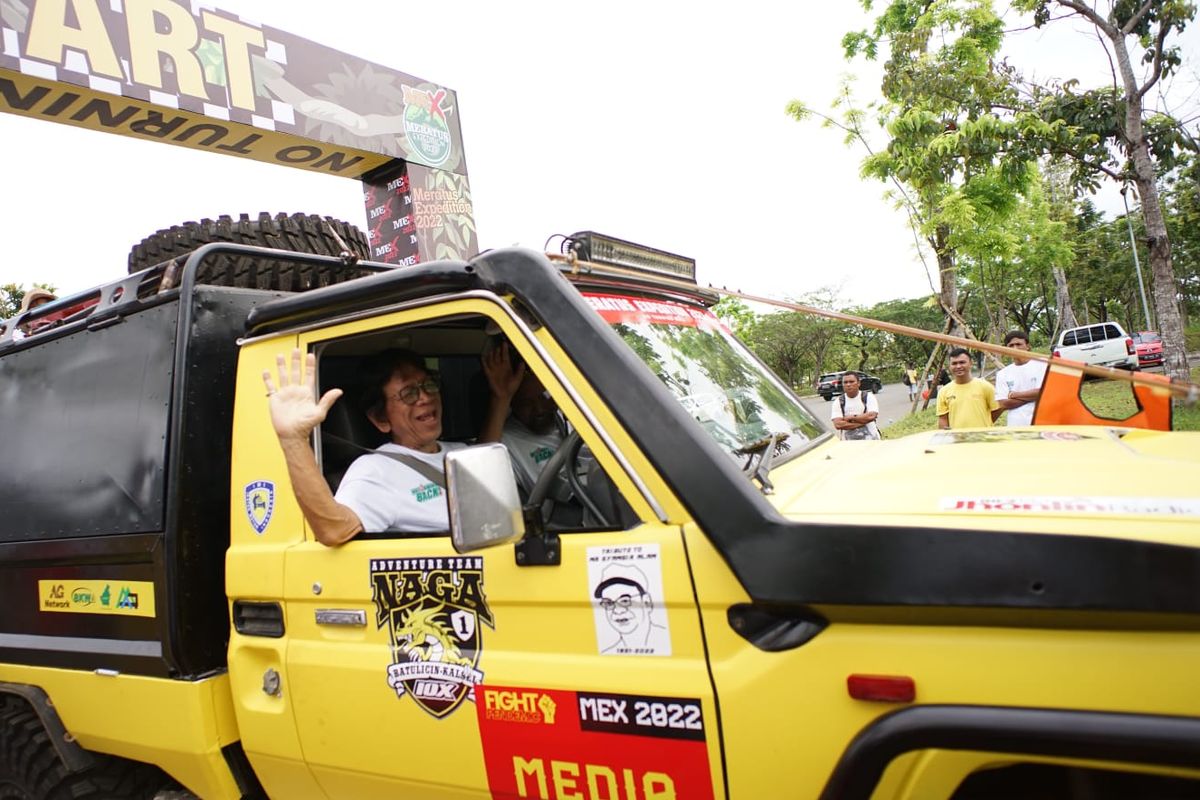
[{"x1": 800, "y1": 382, "x2": 919, "y2": 428}]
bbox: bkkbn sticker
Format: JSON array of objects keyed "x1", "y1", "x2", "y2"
[
  {"x1": 38, "y1": 580, "x2": 156, "y2": 618},
  {"x1": 477, "y1": 685, "x2": 714, "y2": 800},
  {"x1": 244, "y1": 480, "x2": 275, "y2": 535},
  {"x1": 587, "y1": 544, "x2": 672, "y2": 656},
  {"x1": 370, "y1": 556, "x2": 493, "y2": 718}
]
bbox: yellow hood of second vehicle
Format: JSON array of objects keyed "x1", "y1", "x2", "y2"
[{"x1": 769, "y1": 427, "x2": 1200, "y2": 548}]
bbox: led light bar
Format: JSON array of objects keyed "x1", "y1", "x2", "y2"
[{"x1": 569, "y1": 231, "x2": 696, "y2": 283}]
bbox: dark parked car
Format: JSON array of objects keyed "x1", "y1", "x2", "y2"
[
  {"x1": 817, "y1": 370, "x2": 883, "y2": 401},
  {"x1": 1132, "y1": 331, "x2": 1164, "y2": 368}
]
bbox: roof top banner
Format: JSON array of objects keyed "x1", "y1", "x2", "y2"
[{"x1": 0, "y1": 0, "x2": 467, "y2": 178}]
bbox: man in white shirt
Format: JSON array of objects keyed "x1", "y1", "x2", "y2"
[
  {"x1": 995, "y1": 330, "x2": 1047, "y2": 427},
  {"x1": 263, "y1": 348, "x2": 466, "y2": 544},
  {"x1": 830, "y1": 372, "x2": 880, "y2": 440},
  {"x1": 480, "y1": 342, "x2": 574, "y2": 509}
]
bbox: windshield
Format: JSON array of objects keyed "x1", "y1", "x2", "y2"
[
  {"x1": 1135, "y1": 333, "x2": 1161, "y2": 344},
  {"x1": 584, "y1": 292, "x2": 826, "y2": 463}
]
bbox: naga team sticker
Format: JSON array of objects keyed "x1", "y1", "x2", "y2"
[
  {"x1": 244, "y1": 480, "x2": 275, "y2": 535},
  {"x1": 370, "y1": 556, "x2": 493, "y2": 718}
]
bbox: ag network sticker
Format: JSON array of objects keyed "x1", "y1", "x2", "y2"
[{"x1": 244, "y1": 480, "x2": 275, "y2": 535}]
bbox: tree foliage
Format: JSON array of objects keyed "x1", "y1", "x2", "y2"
[{"x1": 1010, "y1": 0, "x2": 1196, "y2": 380}]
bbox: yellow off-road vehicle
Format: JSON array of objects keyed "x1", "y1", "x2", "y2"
[{"x1": 1, "y1": 223, "x2": 1198, "y2": 799}]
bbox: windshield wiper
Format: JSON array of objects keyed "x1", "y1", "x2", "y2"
[{"x1": 735, "y1": 432, "x2": 791, "y2": 494}]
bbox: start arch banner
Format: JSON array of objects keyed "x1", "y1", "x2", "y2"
[{"x1": 0, "y1": 0, "x2": 477, "y2": 264}]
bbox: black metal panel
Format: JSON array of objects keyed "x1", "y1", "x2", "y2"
[
  {"x1": 245, "y1": 259, "x2": 475, "y2": 336},
  {"x1": 0, "y1": 284, "x2": 282, "y2": 678},
  {"x1": 0, "y1": 303, "x2": 176, "y2": 541},
  {"x1": 0, "y1": 534, "x2": 170, "y2": 677},
  {"x1": 166, "y1": 286, "x2": 287, "y2": 677}
]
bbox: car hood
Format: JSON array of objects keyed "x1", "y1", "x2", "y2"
[{"x1": 771, "y1": 427, "x2": 1200, "y2": 548}]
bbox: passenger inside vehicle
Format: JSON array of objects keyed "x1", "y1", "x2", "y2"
[{"x1": 312, "y1": 314, "x2": 637, "y2": 537}]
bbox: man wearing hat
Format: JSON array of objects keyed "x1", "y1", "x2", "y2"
[{"x1": 14, "y1": 288, "x2": 57, "y2": 339}]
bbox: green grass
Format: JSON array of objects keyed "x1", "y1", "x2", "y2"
[
  {"x1": 1186, "y1": 325, "x2": 1200, "y2": 353},
  {"x1": 881, "y1": 367, "x2": 1200, "y2": 436},
  {"x1": 881, "y1": 404, "x2": 939, "y2": 438}
]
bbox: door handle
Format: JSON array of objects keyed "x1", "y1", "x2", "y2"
[{"x1": 315, "y1": 609, "x2": 367, "y2": 627}]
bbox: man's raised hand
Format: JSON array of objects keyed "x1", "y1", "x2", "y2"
[{"x1": 262, "y1": 349, "x2": 343, "y2": 441}]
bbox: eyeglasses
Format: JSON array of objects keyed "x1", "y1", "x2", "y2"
[
  {"x1": 598, "y1": 594, "x2": 642, "y2": 611},
  {"x1": 388, "y1": 379, "x2": 441, "y2": 406}
]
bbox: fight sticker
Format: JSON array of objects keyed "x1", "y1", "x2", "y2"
[
  {"x1": 244, "y1": 480, "x2": 275, "y2": 535},
  {"x1": 941, "y1": 496, "x2": 1200, "y2": 517},
  {"x1": 38, "y1": 580, "x2": 155, "y2": 618},
  {"x1": 587, "y1": 544, "x2": 671, "y2": 657},
  {"x1": 477, "y1": 685, "x2": 714, "y2": 800},
  {"x1": 582, "y1": 293, "x2": 724, "y2": 332},
  {"x1": 370, "y1": 556, "x2": 493, "y2": 718}
]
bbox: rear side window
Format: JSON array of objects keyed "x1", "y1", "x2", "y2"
[
  {"x1": 1102, "y1": 324, "x2": 1121, "y2": 340},
  {"x1": 1062, "y1": 330, "x2": 1080, "y2": 346}
]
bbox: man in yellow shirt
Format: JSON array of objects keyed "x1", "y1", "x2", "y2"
[{"x1": 936, "y1": 348, "x2": 1001, "y2": 429}]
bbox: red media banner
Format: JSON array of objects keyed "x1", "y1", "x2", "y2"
[
  {"x1": 476, "y1": 684, "x2": 715, "y2": 800},
  {"x1": 582, "y1": 293, "x2": 722, "y2": 331}
]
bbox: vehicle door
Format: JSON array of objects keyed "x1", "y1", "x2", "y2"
[{"x1": 278, "y1": 296, "x2": 723, "y2": 799}]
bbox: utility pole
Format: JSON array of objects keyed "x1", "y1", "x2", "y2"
[{"x1": 1120, "y1": 185, "x2": 1154, "y2": 332}]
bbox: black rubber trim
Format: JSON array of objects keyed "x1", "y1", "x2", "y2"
[
  {"x1": 244, "y1": 254, "x2": 475, "y2": 336},
  {"x1": 237, "y1": 246, "x2": 1200, "y2": 616},
  {"x1": 221, "y1": 740, "x2": 269, "y2": 800},
  {"x1": 819, "y1": 704, "x2": 1200, "y2": 800}
]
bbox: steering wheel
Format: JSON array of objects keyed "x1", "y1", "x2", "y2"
[{"x1": 525, "y1": 430, "x2": 610, "y2": 527}]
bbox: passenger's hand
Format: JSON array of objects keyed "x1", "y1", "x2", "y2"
[
  {"x1": 262, "y1": 349, "x2": 343, "y2": 442},
  {"x1": 482, "y1": 343, "x2": 525, "y2": 403}
]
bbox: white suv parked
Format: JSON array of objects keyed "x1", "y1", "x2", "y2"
[{"x1": 1053, "y1": 321, "x2": 1138, "y2": 369}]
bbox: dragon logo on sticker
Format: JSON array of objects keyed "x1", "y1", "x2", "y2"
[
  {"x1": 371, "y1": 557, "x2": 493, "y2": 718},
  {"x1": 244, "y1": 481, "x2": 275, "y2": 535}
]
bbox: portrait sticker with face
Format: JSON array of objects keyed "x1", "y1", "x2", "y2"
[{"x1": 587, "y1": 543, "x2": 671, "y2": 657}]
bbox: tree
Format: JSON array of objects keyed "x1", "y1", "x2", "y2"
[
  {"x1": 1161, "y1": 149, "x2": 1200, "y2": 321},
  {"x1": 712, "y1": 296, "x2": 757, "y2": 335},
  {"x1": 1012, "y1": 0, "x2": 1196, "y2": 381},
  {"x1": 743, "y1": 293, "x2": 847, "y2": 389},
  {"x1": 798, "y1": 0, "x2": 1058, "y2": 349}
]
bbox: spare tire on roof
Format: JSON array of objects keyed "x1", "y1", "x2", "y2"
[{"x1": 127, "y1": 212, "x2": 372, "y2": 291}]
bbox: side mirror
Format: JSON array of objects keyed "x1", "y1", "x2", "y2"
[{"x1": 445, "y1": 443, "x2": 525, "y2": 553}]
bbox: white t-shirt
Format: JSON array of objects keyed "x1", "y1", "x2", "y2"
[
  {"x1": 501, "y1": 418, "x2": 571, "y2": 502},
  {"x1": 995, "y1": 360, "x2": 1047, "y2": 427},
  {"x1": 334, "y1": 441, "x2": 466, "y2": 533},
  {"x1": 831, "y1": 391, "x2": 880, "y2": 440}
]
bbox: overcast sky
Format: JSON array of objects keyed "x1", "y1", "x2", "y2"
[{"x1": 2, "y1": 1, "x2": 1197, "y2": 309}]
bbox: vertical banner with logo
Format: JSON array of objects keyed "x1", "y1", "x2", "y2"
[
  {"x1": 360, "y1": 162, "x2": 421, "y2": 265},
  {"x1": 406, "y1": 162, "x2": 479, "y2": 263}
]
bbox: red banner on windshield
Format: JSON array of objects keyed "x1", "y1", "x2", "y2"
[{"x1": 582, "y1": 293, "x2": 723, "y2": 330}]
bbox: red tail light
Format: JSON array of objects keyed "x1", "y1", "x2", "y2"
[{"x1": 1126, "y1": 337, "x2": 1135, "y2": 355}]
